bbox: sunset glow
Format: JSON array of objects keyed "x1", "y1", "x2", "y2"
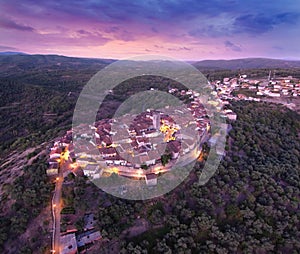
[{"x1": 0, "y1": 0, "x2": 300, "y2": 60}]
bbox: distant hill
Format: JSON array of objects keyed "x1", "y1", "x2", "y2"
[
  {"x1": 1, "y1": 55, "x2": 300, "y2": 76},
  {"x1": 193, "y1": 58, "x2": 300, "y2": 70},
  {"x1": 0, "y1": 51, "x2": 28, "y2": 55},
  {"x1": 0, "y1": 54, "x2": 115, "y2": 67},
  {"x1": 0, "y1": 54, "x2": 115, "y2": 77}
]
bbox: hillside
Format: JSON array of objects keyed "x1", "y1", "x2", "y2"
[
  {"x1": 2, "y1": 54, "x2": 300, "y2": 73},
  {"x1": 193, "y1": 58, "x2": 300, "y2": 70},
  {"x1": 0, "y1": 54, "x2": 110, "y2": 157},
  {"x1": 0, "y1": 52, "x2": 28, "y2": 56},
  {"x1": 0, "y1": 54, "x2": 114, "y2": 77}
]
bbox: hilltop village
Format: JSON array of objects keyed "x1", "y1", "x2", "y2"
[
  {"x1": 47, "y1": 88, "x2": 213, "y2": 182},
  {"x1": 213, "y1": 72, "x2": 300, "y2": 100},
  {"x1": 48, "y1": 72, "x2": 300, "y2": 182},
  {"x1": 47, "y1": 84, "x2": 226, "y2": 253},
  {"x1": 47, "y1": 73, "x2": 300, "y2": 253}
]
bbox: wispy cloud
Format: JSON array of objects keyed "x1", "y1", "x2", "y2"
[
  {"x1": 0, "y1": 17, "x2": 35, "y2": 32},
  {"x1": 0, "y1": 45, "x2": 18, "y2": 51},
  {"x1": 224, "y1": 40, "x2": 241, "y2": 52},
  {"x1": 168, "y1": 46, "x2": 192, "y2": 51}
]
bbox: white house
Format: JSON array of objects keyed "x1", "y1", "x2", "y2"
[{"x1": 145, "y1": 173, "x2": 157, "y2": 186}]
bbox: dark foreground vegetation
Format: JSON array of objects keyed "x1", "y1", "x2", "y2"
[{"x1": 0, "y1": 155, "x2": 52, "y2": 253}]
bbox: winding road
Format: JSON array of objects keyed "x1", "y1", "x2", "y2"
[{"x1": 51, "y1": 163, "x2": 63, "y2": 253}]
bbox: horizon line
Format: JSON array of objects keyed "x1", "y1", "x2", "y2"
[{"x1": 1, "y1": 51, "x2": 300, "y2": 62}]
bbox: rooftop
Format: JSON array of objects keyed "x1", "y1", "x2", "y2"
[{"x1": 60, "y1": 233, "x2": 77, "y2": 254}]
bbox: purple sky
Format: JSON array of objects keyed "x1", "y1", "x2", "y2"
[{"x1": 0, "y1": 0, "x2": 299, "y2": 60}]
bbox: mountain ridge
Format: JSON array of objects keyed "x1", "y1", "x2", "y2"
[
  {"x1": 193, "y1": 57, "x2": 300, "y2": 70},
  {"x1": 1, "y1": 53, "x2": 300, "y2": 70},
  {"x1": 0, "y1": 51, "x2": 28, "y2": 55}
]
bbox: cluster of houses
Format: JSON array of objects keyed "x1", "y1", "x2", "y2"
[
  {"x1": 47, "y1": 143, "x2": 63, "y2": 176},
  {"x1": 169, "y1": 86, "x2": 238, "y2": 122},
  {"x1": 211, "y1": 77, "x2": 239, "y2": 101},
  {"x1": 212, "y1": 74, "x2": 300, "y2": 100},
  {"x1": 49, "y1": 72, "x2": 299, "y2": 181},
  {"x1": 48, "y1": 84, "x2": 238, "y2": 184},
  {"x1": 47, "y1": 130, "x2": 76, "y2": 177},
  {"x1": 168, "y1": 88, "x2": 211, "y2": 133},
  {"x1": 73, "y1": 106, "x2": 207, "y2": 181},
  {"x1": 69, "y1": 85, "x2": 221, "y2": 182},
  {"x1": 240, "y1": 75, "x2": 300, "y2": 97},
  {"x1": 60, "y1": 214, "x2": 101, "y2": 254}
]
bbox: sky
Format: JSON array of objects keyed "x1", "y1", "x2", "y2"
[{"x1": 0, "y1": 0, "x2": 299, "y2": 60}]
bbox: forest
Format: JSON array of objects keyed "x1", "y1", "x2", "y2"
[{"x1": 0, "y1": 154, "x2": 52, "y2": 253}]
